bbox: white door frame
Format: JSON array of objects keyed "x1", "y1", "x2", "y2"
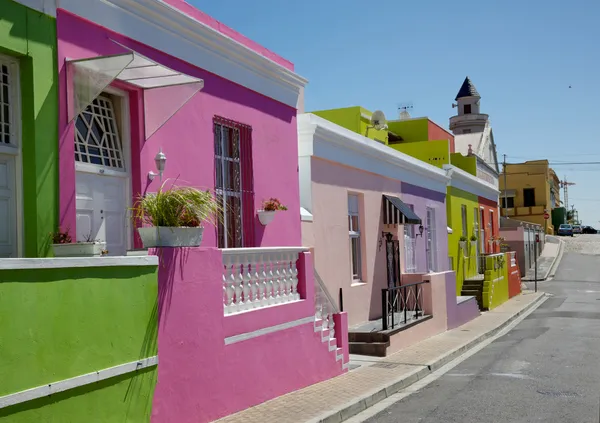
[
  {"x1": 0, "y1": 53, "x2": 23, "y2": 257},
  {"x1": 74, "y1": 85, "x2": 132, "y2": 251}
]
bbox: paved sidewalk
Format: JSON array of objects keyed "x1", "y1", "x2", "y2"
[
  {"x1": 522, "y1": 235, "x2": 564, "y2": 281},
  {"x1": 215, "y1": 291, "x2": 547, "y2": 423}
]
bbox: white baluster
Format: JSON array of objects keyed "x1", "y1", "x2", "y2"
[
  {"x1": 267, "y1": 256, "x2": 276, "y2": 305},
  {"x1": 223, "y1": 255, "x2": 235, "y2": 315},
  {"x1": 280, "y1": 252, "x2": 290, "y2": 303},
  {"x1": 273, "y1": 252, "x2": 282, "y2": 304},
  {"x1": 290, "y1": 252, "x2": 300, "y2": 300},
  {"x1": 244, "y1": 253, "x2": 255, "y2": 310},
  {"x1": 328, "y1": 308, "x2": 336, "y2": 341},
  {"x1": 260, "y1": 254, "x2": 269, "y2": 307},
  {"x1": 252, "y1": 253, "x2": 262, "y2": 308},
  {"x1": 228, "y1": 255, "x2": 240, "y2": 314},
  {"x1": 235, "y1": 257, "x2": 245, "y2": 311}
]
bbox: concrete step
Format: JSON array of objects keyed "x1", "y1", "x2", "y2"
[{"x1": 349, "y1": 341, "x2": 389, "y2": 357}]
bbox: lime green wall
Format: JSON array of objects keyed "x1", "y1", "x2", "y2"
[
  {"x1": 482, "y1": 254, "x2": 510, "y2": 310},
  {"x1": 0, "y1": 0, "x2": 59, "y2": 257},
  {"x1": 447, "y1": 186, "x2": 480, "y2": 294},
  {"x1": 312, "y1": 106, "x2": 388, "y2": 142},
  {"x1": 387, "y1": 118, "x2": 428, "y2": 142},
  {"x1": 389, "y1": 140, "x2": 450, "y2": 169},
  {"x1": 450, "y1": 153, "x2": 477, "y2": 176},
  {"x1": 0, "y1": 265, "x2": 158, "y2": 421}
]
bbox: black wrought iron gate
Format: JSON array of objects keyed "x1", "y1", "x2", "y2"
[{"x1": 384, "y1": 233, "x2": 401, "y2": 290}]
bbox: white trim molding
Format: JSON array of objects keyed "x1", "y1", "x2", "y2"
[
  {"x1": 298, "y1": 113, "x2": 450, "y2": 213},
  {"x1": 0, "y1": 356, "x2": 158, "y2": 409},
  {"x1": 225, "y1": 316, "x2": 314, "y2": 345},
  {"x1": 0, "y1": 256, "x2": 158, "y2": 270},
  {"x1": 444, "y1": 164, "x2": 499, "y2": 202},
  {"x1": 56, "y1": 0, "x2": 307, "y2": 108}
]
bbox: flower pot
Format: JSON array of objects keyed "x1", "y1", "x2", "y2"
[
  {"x1": 137, "y1": 227, "x2": 204, "y2": 248},
  {"x1": 52, "y1": 242, "x2": 106, "y2": 258},
  {"x1": 258, "y1": 210, "x2": 276, "y2": 226},
  {"x1": 459, "y1": 241, "x2": 467, "y2": 250},
  {"x1": 470, "y1": 241, "x2": 477, "y2": 248}
]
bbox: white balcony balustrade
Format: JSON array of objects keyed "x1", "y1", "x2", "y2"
[{"x1": 222, "y1": 247, "x2": 306, "y2": 315}]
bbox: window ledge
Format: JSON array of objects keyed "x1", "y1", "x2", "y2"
[{"x1": 351, "y1": 281, "x2": 367, "y2": 287}]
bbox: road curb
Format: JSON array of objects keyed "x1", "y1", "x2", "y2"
[{"x1": 316, "y1": 293, "x2": 549, "y2": 423}]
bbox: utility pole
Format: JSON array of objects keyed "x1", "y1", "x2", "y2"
[{"x1": 503, "y1": 154, "x2": 508, "y2": 218}]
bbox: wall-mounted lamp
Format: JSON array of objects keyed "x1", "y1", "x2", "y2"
[
  {"x1": 415, "y1": 224, "x2": 425, "y2": 238},
  {"x1": 148, "y1": 148, "x2": 167, "y2": 182}
]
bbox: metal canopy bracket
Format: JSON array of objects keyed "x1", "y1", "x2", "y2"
[{"x1": 67, "y1": 42, "x2": 204, "y2": 139}]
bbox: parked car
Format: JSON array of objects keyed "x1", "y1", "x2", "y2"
[
  {"x1": 558, "y1": 224, "x2": 574, "y2": 236},
  {"x1": 583, "y1": 226, "x2": 598, "y2": 234},
  {"x1": 573, "y1": 225, "x2": 582, "y2": 234}
]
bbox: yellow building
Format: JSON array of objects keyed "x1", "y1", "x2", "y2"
[{"x1": 499, "y1": 160, "x2": 560, "y2": 234}]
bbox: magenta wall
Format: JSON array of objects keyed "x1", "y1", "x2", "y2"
[
  {"x1": 151, "y1": 248, "x2": 346, "y2": 423},
  {"x1": 56, "y1": 10, "x2": 302, "y2": 248}
]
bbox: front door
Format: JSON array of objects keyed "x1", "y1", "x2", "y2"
[
  {"x1": 74, "y1": 93, "x2": 129, "y2": 255},
  {"x1": 0, "y1": 155, "x2": 17, "y2": 257}
]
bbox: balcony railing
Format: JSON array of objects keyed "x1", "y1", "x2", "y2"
[{"x1": 222, "y1": 247, "x2": 306, "y2": 315}]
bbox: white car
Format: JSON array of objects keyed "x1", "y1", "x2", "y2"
[{"x1": 573, "y1": 225, "x2": 582, "y2": 234}]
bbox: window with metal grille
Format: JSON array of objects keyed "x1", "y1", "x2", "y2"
[
  {"x1": 426, "y1": 207, "x2": 437, "y2": 272},
  {"x1": 214, "y1": 117, "x2": 254, "y2": 249},
  {"x1": 348, "y1": 194, "x2": 362, "y2": 280},
  {"x1": 1, "y1": 61, "x2": 13, "y2": 145},
  {"x1": 74, "y1": 95, "x2": 124, "y2": 170},
  {"x1": 403, "y1": 205, "x2": 417, "y2": 273}
]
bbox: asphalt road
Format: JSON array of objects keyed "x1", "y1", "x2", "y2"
[{"x1": 364, "y1": 235, "x2": 600, "y2": 423}]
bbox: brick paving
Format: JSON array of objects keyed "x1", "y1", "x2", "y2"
[{"x1": 215, "y1": 291, "x2": 545, "y2": 423}]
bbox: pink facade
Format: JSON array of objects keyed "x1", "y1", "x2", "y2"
[
  {"x1": 56, "y1": 10, "x2": 301, "y2": 248},
  {"x1": 152, "y1": 248, "x2": 347, "y2": 423},
  {"x1": 302, "y1": 157, "x2": 448, "y2": 327}
]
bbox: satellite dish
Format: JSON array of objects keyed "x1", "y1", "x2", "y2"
[{"x1": 371, "y1": 110, "x2": 387, "y2": 131}]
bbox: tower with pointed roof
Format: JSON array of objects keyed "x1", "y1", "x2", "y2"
[{"x1": 449, "y1": 76, "x2": 488, "y2": 135}]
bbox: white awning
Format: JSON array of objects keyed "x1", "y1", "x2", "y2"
[{"x1": 67, "y1": 41, "x2": 204, "y2": 139}]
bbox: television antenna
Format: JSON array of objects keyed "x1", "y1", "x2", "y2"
[
  {"x1": 398, "y1": 102, "x2": 413, "y2": 119},
  {"x1": 560, "y1": 177, "x2": 576, "y2": 212}
]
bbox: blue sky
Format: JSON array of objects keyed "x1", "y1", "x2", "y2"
[{"x1": 193, "y1": 0, "x2": 600, "y2": 225}]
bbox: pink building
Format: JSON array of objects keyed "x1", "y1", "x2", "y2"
[
  {"x1": 298, "y1": 114, "x2": 479, "y2": 357},
  {"x1": 54, "y1": 1, "x2": 347, "y2": 421}
]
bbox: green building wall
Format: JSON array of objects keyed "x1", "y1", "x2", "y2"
[
  {"x1": 0, "y1": 264, "x2": 158, "y2": 422},
  {"x1": 312, "y1": 106, "x2": 389, "y2": 143},
  {"x1": 447, "y1": 186, "x2": 480, "y2": 294},
  {"x1": 1, "y1": 0, "x2": 59, "y2": 257},
  {"x1": 387, "y1": 118, "x2": 428, "y2": 142},
  {"x1": 389, "y1": 139, "x2": 450, "y2": 169}
]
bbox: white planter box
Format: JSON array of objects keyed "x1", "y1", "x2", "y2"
[
  {"x1": 137, "y1": 227, "x2": 204, "y2": 248},
  {"x1": 257, "y1": 210, "x2": 276, "y2": 226},
  {"x1": 52, "y1": 242, "x2": 106, "y2": 257},
  {"x1": 459, "y1": 241, "x2": 467, "y2": 250},
  {"x1": 470, "y1": 241, "x2": 477, "y2": 248}
]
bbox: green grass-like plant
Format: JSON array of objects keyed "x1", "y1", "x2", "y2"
[{"x1": 132, "y1": 180, "x2": 221, "y2": 228}]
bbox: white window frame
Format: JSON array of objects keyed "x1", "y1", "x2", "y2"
[
  {"x1": 403, "y1": 205, "x2": 417, "y2": 273},
  {"x1": 0, "y1": 53, "x2": 23, "y2": 258},
  {"x1": 348, "y1": 193, "x2": 362, "y2": 281},
  {"x1": 426, "y1": 207, "x2": 437, "y2": 272},
  {"x1": 215, "y1": 122, "x2": 243, "y2": 249},
  {"x1": 73, "y1": 86, "x2": 133, "y2": 251}
]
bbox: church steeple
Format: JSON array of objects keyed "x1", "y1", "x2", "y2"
[{"x1": 450, "y1": 76, "x2": 487, "y2": 135}]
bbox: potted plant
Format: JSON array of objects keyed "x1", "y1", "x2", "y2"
[
  {"x1": 133, "y1": 181, "x2": 220, "y2": 248},
  {"x1": 51, "y1": 229, "x2": 107, "y2": 257},
  {"x1": 495, "y1": 236, "x2": 504, "y2": 246},
  {"x1": 470, "y1": 234, "x2": 478, "y2": 248},
  {"x1": 459, "y1": 235, "x2": 467, "y2": 250},
  {"x1": 257, "y1": 198, "x2": 287, "y2": 226}
]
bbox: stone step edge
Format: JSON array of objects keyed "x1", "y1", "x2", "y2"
[{"x1": 309, "y1": 293, "x2": 549, "y2": 423}]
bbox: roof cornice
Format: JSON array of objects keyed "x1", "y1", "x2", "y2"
[
  {"x1": 444, "y1": 164, "x2": 499, "y2": 202},
  {"x1": 57, "y1": 0, "x2": 307, "y2": 107},
  {"x1": 298, "y1": 114, "x2": 450, "y2": 194}
]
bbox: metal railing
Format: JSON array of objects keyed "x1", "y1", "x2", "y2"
[{"x1": 381, "y1": 280, "x2": 429, "y2": 331}]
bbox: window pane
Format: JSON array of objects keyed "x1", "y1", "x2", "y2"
[
  {"x1": 351, "y1": 237, "x2": 361, "y2": 279},
  {"x1": 351, "y1": 215, "x2": 359, "y2": 232},
  {"x1": 348, "y1": 194, "x2": 359, "y2": 214}
]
